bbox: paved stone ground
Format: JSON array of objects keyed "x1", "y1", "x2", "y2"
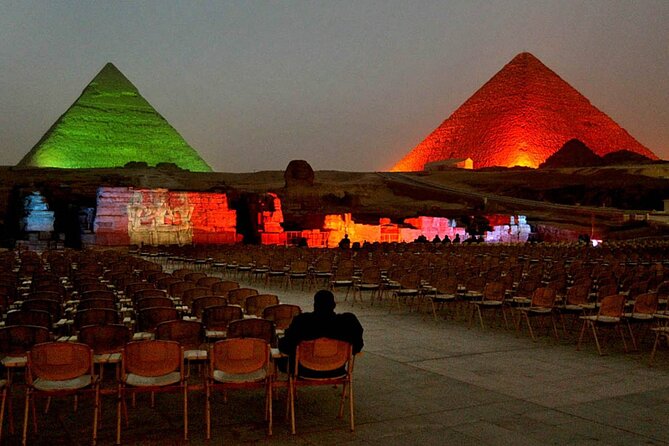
[{"x1": 7, "y1": 271, "x2": 669, "y2": 445}]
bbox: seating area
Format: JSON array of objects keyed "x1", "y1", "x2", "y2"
[{"x1": 0, "y1": 240, "x2": 668, "y2": 443}]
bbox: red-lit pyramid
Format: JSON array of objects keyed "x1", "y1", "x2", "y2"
[{"x1": 391, "y1": 52, "x2": 658, "y2": 171}]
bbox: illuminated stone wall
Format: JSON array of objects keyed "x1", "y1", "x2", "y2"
[
  {"x1": 392, "y1": 52, "x2": 658, "y2": 171},
  {"x1": 94, "y1": 187, "x2": 237, "y2": 246}
]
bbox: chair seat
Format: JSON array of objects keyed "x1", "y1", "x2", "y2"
[
  {"x1": 132, "y1": 332, "x2": 155, "y2": 341},
  {"x1": 1, "y1": 355, "x2": 27, "y2": 367},
  {"x1": 34, "y1": 375, "x2": 93, "y2": 391},
  {"x1": 125, "y1": 371, "x2": 181, "y2": 387},
  {"x1": 625, "y1": 313, "x2": 654, "y2": 320},
  {"x1": 476, "y1": 300, "x2": 503, "y2": 307},
  {"x1": 580, "y1": 315, "x2": 620, "y2": 323},
  {"x1": 525, "y1": 307, "x2": 552, "y2": 314},
  {"x1": 184, "y1": 349, "x2": 208, "y2": 360},
  {"x1": 562, "y1": 304, "x2": 586, "y2": 311},
  {"x1": 434, "y1": 293, "x2": 456, "y2": 302},
  {"x1": 94, "y1": 352, "x2": 122, "y2": 364},
  {"x1": 205, "y1": 330, "x2": 227, "y2": 339},
  {"x1": 213, "y1": 368, "x2": 267, "y2": 383}
]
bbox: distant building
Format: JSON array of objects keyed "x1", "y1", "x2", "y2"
[{"x1": 424, "y1": 158, "x2": 474, "y2": 171}]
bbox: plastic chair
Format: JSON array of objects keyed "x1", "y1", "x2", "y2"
[
  {"x1": 155, "y1": 319, "x2": 207, "y2": 371},
  {"x1": 262, "y1": 304, "x2": 302, "y2": 334},
  {"x1": 245, "y1": 294, "x2": 279, "y2": 317},
  {"x1": 202, "y1": 305, "x2": 243, "y2": 339},
  {"x1": 577, "y1": 294, "x2": 628, "y2": 355},
  {"x1": 205, "y1": 338, "x2": 273, "y2": 439},
  {"x1": 78, "y1": 324, "x2": 131, "y2": 381},
  {"x1": 289, "y1": 338, "x2": 355, "y2": 434},
  {"x1": 22, "y1": 342, "x2": 100, "y2": 445},
  {"x1": 116, "y1": 340, "x2": 188, "y2": 444},
  {"x1": 226, "y1": 318, "x2": 275, "y2": 345}
]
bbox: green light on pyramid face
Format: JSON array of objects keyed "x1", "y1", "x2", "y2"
[{"x1": 18, "y1": 63, "x2": 212, "y2": 172}]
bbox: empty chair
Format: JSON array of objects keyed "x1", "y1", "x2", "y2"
[
  {"x1": 181, "y1": 287, "x2": 211, "y2": 307},
  {"x1": 289, "y1": 338, "x2": 355, "y2": 434},
  {"x1": 245, "y1": 294, "x2": 280, "y2": 317},
  {"x1": 205, "y1": 338, "x2": 273, "y2": 439},
  {"x1": 196, "y1": 277, "x2": 222, "y2": 290},
  {"x1": 136, "y1": 307, "x2": 180, "y2": 335},
  {"x1": 202, "y1": 305, "x2": 243, "y2": 339},
  {"x1": 226, "y1": 318, "x2": 275, "y2": 345},
  {"x1": 262, "y1": 304, "x2": 302, "y2": 334},
  {"x1": 227, "y1": 288, "x2": 259, "y2": 307},
  {"x1": 22, "y1": 342, "x2": 100, "y2": 445},
  {"x1": 117, "y1": 340, "x2": 188, "y2": 443},
  {"x1": 20, "y1": 299, "x2": 61, "y2": 320},
  {"x1": 351, "y1": 267, "x2": 382, "y2": 306},
  {"x1": 79, "y1": 290, "x2": 116, "y2": 301},
  {"x1": 133, "y1": 288, "x2": 167, "y2": 301},
  {"x1": 470, "y1": 281, "x2": 508, "y2": 329},
  {"x1": 184, "y1": 272, "x2": 207, "y2": 284},
  {"x1": 624, "y1": 292, "x2": 658, "y2": 350},
  {"x1": 517, "y1": 287, "x2": 559, "y2": 341},
  {"x1": 23, "y1": 291, "x2": 61, "y2": 302},
  {"x1": 577, "y1": 294, "x2": 628, "y2": 355},
  {"x1": 211, "y1": 280, "x2": 240, "y2": 297},
  {"x1": 77, "y1": 298, "x2": 116, "y2": 311},
  {"x1": 135, "y1": 296, "x2": 174, "y2": 312},
  {"x1": 191, "y1": 296, "x2": 228, "y2": 319},
  {"x1": 285, "y1": 260, "x2": 309, "y2": 290},
  {"x1": 78, "y1": 324, "x2": 131, "y2": 380},
  {"x1": 5, "y1": 310, "x2": 51, "y2": 330},
  {"x1": 74, "y1": 308, "x2": 120, "y2": 331},
  {"x1": 155, "y1": 319, "x2": 207, "y2": 366},
  {"x1": 330, "y1": 266, "x2": 355, "y2": 299}
]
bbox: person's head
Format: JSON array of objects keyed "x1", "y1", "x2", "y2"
[{"x1": 313, "y1": 289, "x2": 336, "y2": 314}]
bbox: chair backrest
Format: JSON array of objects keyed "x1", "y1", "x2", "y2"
[
  {"x1": 482, "y1": 281, "x2": 505, "y2": 302},
  {"x1": 5, "y1": 309, "x2": 51, "y2": 329},
  {"x1": 227, "y1": 288, "x2": 259, "y2": 306},
  {"x1": 631, "y1": 292, "x2": 658, "y2": 315},
  {"x1": 156, "y1": 276, "x2": 181, "y2": 291},
  {"x1": 226, "y1": 318, "x2": 275, "y2": 345},
  {"x1": 295, "y1": 338, "x2": 352, "y2": 373},
  {"x1": 169, "y1": 281, "x2": 196, "y2": 299},
  {"x1": 77, "y1": 298, "x2": 116, "y2": 311},
  {"x1": 74, "y1": 308, "x2": 120, "y2": 329},
  {"x1": 359, "y1": 267, "x2": 381, "y2": 284},
  {"x1": 133, "y1": 288, "x2": 168, "y2": 300},
  {"x1": 565, "y1": 284, "x2": 590, "y2": 305},
  {"x1": 136, "y1": 296, "x2": 174, "y2": 312},
  {"x1": 209, "y1": 338, "x2": 269, "y2": 375},
  {"x1": 172, "y1": 269, "x2": 194, "y2": 280},
  {"x1": 530, "y1": 287, "x2": 557, "y2": 308},
  {"x1": 181, "y1": 287, "x2": 211, "y2": 307},
  {"x1": 245, "y1": 294, "x2": 280, "y2": 317},
  {"x1": 28, "y1": 342, "x2": 93, "y2": 382},
  {"x1": 202, "y1": 305, "x2": 243, "y2": 330},
  {"x1": 262, "y1": 304, "x2": 302, "y2": 331},
  {"x1": 21, "y1": 298, "x2": 62, "y2": 318},
  {"x1": 155, "y1": 319, "x2": 205, "y2": 350},
  {"x1": 192, "y1": 296, "x2": 229, "y2": 318},
  {"x1": 137, "y1": 307, "x2": 180, "y2": 332},
  {"x1": 78, "y1": 324, "x2": 130, "y2": 354},
  {"x1": 123, "y1": 340, "x2": 183, "y2": 377},
  {"x1": 78, "y1": 282, "x2": 108, "y2": 293},
  {"x1": 24, "y1": 290, "x2": 61, "y2": 301},
  {"x1": 126, "y1": 282, "x2": 155, "y2": 296},
  {"x1": 196, "y1": 277, "x2": 222, "y2": 290},
  {"x1": 79, "y1": 290, "x2": 116, "y2": 301},
  {"x1": 211, "y1": 280, "x2": 240, "y2": 297},
  {"x1": 184, "y1": 272, "x2": 208, "y2": 284},
  {"x1": 598, "y1": 294, "x2": 626, "y2": 317},
  {"x1": 0, "y1": 325, "x2": 51, "y2": 356}
]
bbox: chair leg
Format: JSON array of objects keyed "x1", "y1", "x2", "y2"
[
  {"x1": 524, "y1": 313, "x2": 536, "y2": 341},
  {"x1": 205, "y1": 382, "x2": 211, "y2": 440},
  {"x1": 289, "y1": 379, "x2": 296, "y2": 435},
  {"x1": 0, "y1": 386, "x2": 5, "y2": 441},
  {"x1": 116, "y1": 386, "x2": 122, "y2": 445},
  {"x1": 92, "y1": 385, "x2": 100, "y2": 446},
  {"x1": 183, "y1": 383, "x2": 188, "y2": 440},
  {"x1": 591, "y1": 323, "x2": 603, "y2": 355},
  {"x1": 577, "y1": 320, "x2": 587, "y2": 350},
  {"x1": 21, "y1": 389, "x2": 30, "y2": 446},
  {"x1": 649, "y1": 331, "x2": 661, "y2": 366}
]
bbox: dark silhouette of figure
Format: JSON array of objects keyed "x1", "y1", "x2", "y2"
[
  {"x1": 432, "y1": 235, "x2": 441, "y2": 243},
  {"x1": 453, "y1": 234, "x2": 461, "y2": 244},
  {"x1": 442, "y1": 235, "x2": 451, "y2": 244},
  {"x1": 279, "y1": 290, "x2": 363, "y2": 377},
  {"x1": 338, "y1": 234, "x2": 351, "y2": 249}
]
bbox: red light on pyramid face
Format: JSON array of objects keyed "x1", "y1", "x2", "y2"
[{"x1": 390, "y1": 52, "x2": 658, "y2": 171}]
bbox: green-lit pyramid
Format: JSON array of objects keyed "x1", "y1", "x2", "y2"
[{"x1": 17, "y1": 63, "x2": 212, "y2": 172}]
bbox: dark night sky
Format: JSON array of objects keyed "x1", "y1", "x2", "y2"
[{"x1": 1, "y1": 0, "x2": 667, "y2": 172}]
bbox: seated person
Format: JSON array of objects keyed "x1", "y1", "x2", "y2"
[{"x1": 278, "y1": 290, "x2": 363, "y2": 377}]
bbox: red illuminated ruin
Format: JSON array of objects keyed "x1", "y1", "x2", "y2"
[{"x1": 392, "y1": 52, "x2": 658, "y2": 171}]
